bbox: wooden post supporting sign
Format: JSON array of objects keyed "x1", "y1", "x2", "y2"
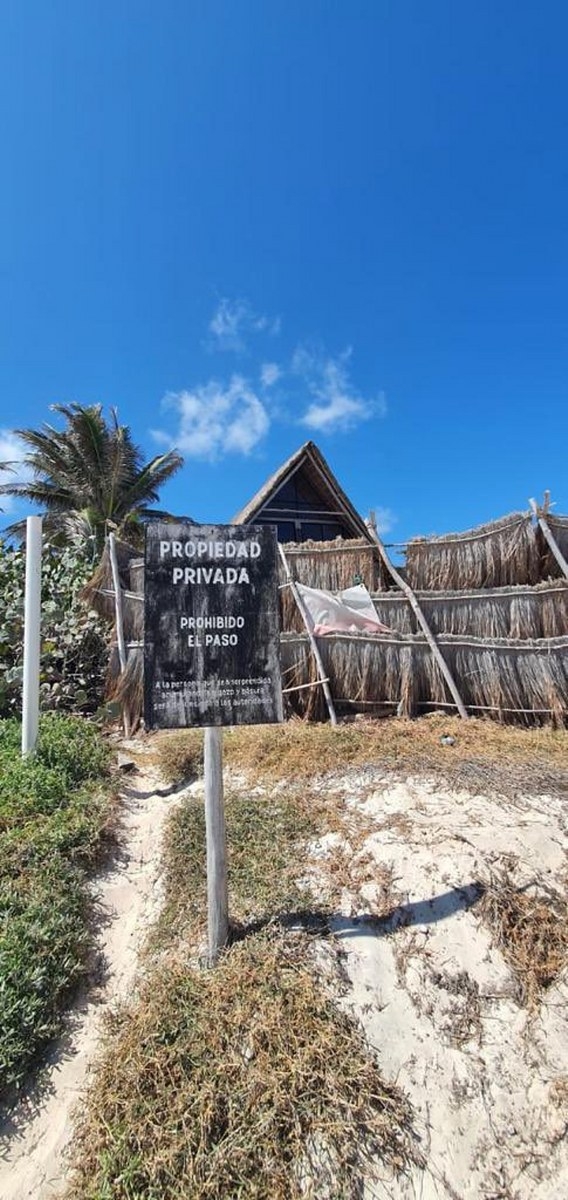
[
  {"x1": 144, "y1": 523, "x2": 283, "y2": 965},
  {"x1": 204, "y1": 726, "x2": 229, "y2": 962}
]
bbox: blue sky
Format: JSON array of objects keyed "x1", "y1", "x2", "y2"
[{"x1": 1, "y1": 0, "x2": 567, "y2": 544}]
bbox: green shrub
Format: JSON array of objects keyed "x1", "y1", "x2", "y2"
[
  {"x1": 0, "y1": 715, "x2": 113, "y2": 1094},
  {"x1": 0, "y1": 759, "x2": 68, "y2": 828},
  {"x1": 0, "y1": 717, "x2": 21, "y2": 761},
  {"x1": 0, "y1": 540, "x2": 108, "y2": 718},
  {"x1": 36, "y1": 712, "x2": 109, "y2": 783},
  {"x1": 0, "y1": 864, "x2": 87, "y2": 1089}
]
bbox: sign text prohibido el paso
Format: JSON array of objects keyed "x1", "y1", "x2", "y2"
[{"x1": 144, "y1": 524, "x2": 283, "y2": 728}]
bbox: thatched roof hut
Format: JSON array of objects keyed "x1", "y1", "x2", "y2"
[
  {"x1": 82, "y1": 455, "x2": 568, "y2": 731},
  {"x1": 233, "y1": 440, "x2": 374, "y2": 546}
]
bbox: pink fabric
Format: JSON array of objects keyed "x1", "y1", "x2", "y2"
[{"x1": 296, "y1": 583, "x2": 392, "y2": 636}]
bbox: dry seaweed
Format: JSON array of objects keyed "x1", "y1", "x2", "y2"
[{"x1": 477, "y1": 872, "x2": 568, "y2": 1008}]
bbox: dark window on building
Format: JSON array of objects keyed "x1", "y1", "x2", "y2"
[
  {"x1": 276, "y1": 521, "x2": 296, "y2": 542},
  {"x1": 248, "y1": 468, "x2": 358, "y2": 543}
]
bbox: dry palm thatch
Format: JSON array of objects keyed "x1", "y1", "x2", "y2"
[
  {"x1": 108, "y1": 645, "x2": 144, "y2": 731},
  {"x1": 370, "y1": 580, "x2": 568, "y2": 640},
  {"x1": 281, "y1": 631, "x2": 568, "y2": 726},
  {"x1": 82, "y1": 538, "x2": 137, "y2": 622},
  {"x1": 281, "y1": 631, "x2": 417, "y2": 721},
  {"x1": 405, "y1": 512, "x2": 540, "y2": 591}
]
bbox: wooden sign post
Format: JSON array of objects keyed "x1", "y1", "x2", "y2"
[
  {"x1": 144, "y1": 524, "x2": 283, "y2": 963},
  {"x1": 204, "y1": 725, "x2": 228, "y2": 958}
]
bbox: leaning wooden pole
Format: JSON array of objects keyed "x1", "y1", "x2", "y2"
[
  {"x1": 278, "y1": 544, "x2": 338, "y2": 726},
  {"x1": 529, "y1": 498, "x2": 568, "y2": 581},
  {"x1": 367, "y1": 518, "x2": 469, "y2": 721}
]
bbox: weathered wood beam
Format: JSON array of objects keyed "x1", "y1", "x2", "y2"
[
  {"x1": 204, "y1": 725, "x2": 229, "y2": 965},
  {"x1": 278, "y1": 544, "x2": 338, "y2": 725},
  {"x1": 367, "y1": 516, "x2": 469, "y2": 721},
  {"x1": 529, "y1": 498, "x2": 568, "y2": 580}
]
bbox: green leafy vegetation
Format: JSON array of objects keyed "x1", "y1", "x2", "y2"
[
  {"x1": 0, "y1": 539, "x2": 108, "y2": 718},
  {"x1": 0, "y1": 714, "x2": 114, "y2": 1095}
]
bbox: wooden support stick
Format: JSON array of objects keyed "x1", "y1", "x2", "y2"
[
  {"x1": 367, "y1": 521, "x2": 470, "y2": 721},
  {"x1": 530, "y1": 498, "x2": 568, "y2": 580},
  {"x1": 108, "y1": 532, "x2": 131, "y2": 737},
  {"x1": 282, "y1": 678, "x2": 331, "y2": 694},
  {"x1": 278, "y1": 544, "x2": 338, "y2": 726},
  {"x1": 204, "y1": 725, "x2": 229, "y2": 965}
]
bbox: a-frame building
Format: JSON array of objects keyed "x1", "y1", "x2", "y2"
[{"x1": 233, "y1": 440, "x2": 373, "y2": 545}]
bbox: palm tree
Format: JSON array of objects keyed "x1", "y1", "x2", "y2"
[
  {"x1": 0, "y1": 459, "x2": 17, "y2": 516},
  {"x1": 0, "y1": 404, "x2": 184, "y2": 555}
]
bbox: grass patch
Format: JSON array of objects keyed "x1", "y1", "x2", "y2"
[
  {"x1": 154, "y1": 715, "x2": 568, "y2": 799},
  {"x1": 478, "y1": 871, "x2": 568, "y2": 1008},
  {"x1": 151, "y1": 788, "x2": 323, "y2": 952},
  {"x1": 0, "y1": 714, "x2": 114, "y2": 1096},
  {"x1": 66, "y1": 929, "x2": 414, "y2": 1200},
  {"x1": 151, "y1": 773, "x2": 387, "y2": 955}
]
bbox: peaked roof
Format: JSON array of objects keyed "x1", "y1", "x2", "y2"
[{"x1": 233, "y1": 440, "x2": 374, "y2": 542}]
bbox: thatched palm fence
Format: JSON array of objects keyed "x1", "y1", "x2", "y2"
[
  {"x1": 405, "y1": 512, "x2": 541, "y2": 591},
  {"x1": 370, "y1": 581, "x2": 568, "y2": 640},
  {"x1": 281, "y1": 631, "x2": 568, "y2": 726},
  {"x1": 83, "y1": 507, "x2": 568, "y2": 730}
]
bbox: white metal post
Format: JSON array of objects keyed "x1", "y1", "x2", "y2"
[
  {"x1": 22, "y1": 516, "x2": 43, "y2": 756},
  {"x1": 204, "y1": 725, "x2": 229, "y2": 964}
]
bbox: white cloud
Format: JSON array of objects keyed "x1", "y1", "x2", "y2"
[
  {"x1": 373, "y1": 506, "x2": 397, "y2": 536},
  {"x1": 0, "y1": 431, "x2": 29, "y2": 513},
  {"x1": 153, "y1": 376, "x2": 270, "y2": 461},
  {"x1": 293, "y1": 345, "x2": 385, "y2": 433},
  {"x1": 208, "y1": 298, "x2": 281, "y2": 353},
  {"x1": 260, "y1": 362, "x2": 281, "y2": 388}
]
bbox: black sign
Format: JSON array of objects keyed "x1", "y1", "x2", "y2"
[{"x1": 144, "y1": 523, "x2": 283, "y2": 729}]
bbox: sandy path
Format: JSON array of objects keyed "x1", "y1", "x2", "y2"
[
  {"x1": 308, "y1": 770, "x2": 568, "y2": 1200},
  {"x1": 0, "y1": 760, "x2": 180, "y2": 1200}
]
